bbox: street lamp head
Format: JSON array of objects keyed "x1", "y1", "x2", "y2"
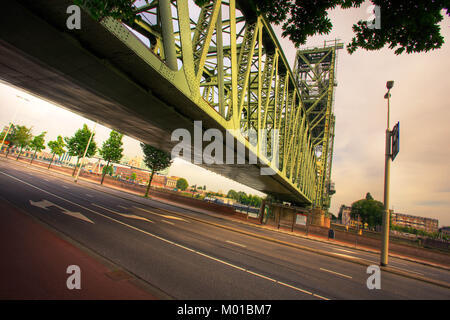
[{"x1": 386, "y1": 81, "x2": 394, "y2": 90}]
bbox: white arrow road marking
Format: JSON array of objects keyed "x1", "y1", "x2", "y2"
[
  {"x1": 29, "y1": 200, "x2": 94, "y2": 224},
  {"x1": 91, "y1": 203, "x2": 153, "y2": 223},
  {"x1": 134, "y1": 206, "x2": 189, "y2": 222}
]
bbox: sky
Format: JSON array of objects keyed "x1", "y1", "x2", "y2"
[{"x1": 0, "y1": 2, "x2": 449, "y2": 226}]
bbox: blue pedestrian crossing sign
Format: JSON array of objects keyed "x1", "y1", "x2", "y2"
[{"x1": 391, "y1": 122, "x2": 400, "y2": 161}]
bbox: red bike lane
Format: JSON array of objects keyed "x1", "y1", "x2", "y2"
[{"x1": 0, "y1": 199, "x2": 158, "y2": 300}]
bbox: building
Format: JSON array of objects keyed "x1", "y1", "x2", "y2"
[
  {"x1": 438, "y1": 226, "x2": 450, "y2": 236},
  {"x1": 338, "y1": 204, "x2": 370, "y2": 229},
  {"x1": 115, "y1": 166, "x2": 150, "y2": 183},
  {"x1": 165, "y1": 176, "x2": 179, "y2": 189},
  {"x1": 151, "y1": 174, "x2": 167, "y2": 188},
  {"x1": 391, "y1": 212, "x2": 439, "y2": 233},
  {"x1": 338, "y1": 205, "x2": 352, "y2": 226}
]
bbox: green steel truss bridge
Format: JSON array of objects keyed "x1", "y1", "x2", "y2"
[{"x1": 0, "y1": 0, "x2": 341, "y2": 209}]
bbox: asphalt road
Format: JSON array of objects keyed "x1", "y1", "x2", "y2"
[{"x1": 0, "y1": 159, "x2": 449, "y2": 299}]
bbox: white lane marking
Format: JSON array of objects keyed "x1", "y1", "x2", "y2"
[
  {"x1": 226, "y1": 240, "x2": 247, "y2": 248},
  {"x1": 63, "y1": 186, "x2": 69, "y2": 189},
  {"x1": 333, "y1": 248, "x2": 356, "y2": 254},
  {"x1": 388, "y1": 265, "x2": 424, "y2": 276},
  {"x1": 86, "y1": 194, "x2": 93, "y2": 198},
  {"x1": 118, "y1": 205, "x2": 128, "y2": 210},
  {"x1": 0, "y1": 170, "x2": 329, "y2": 300},
  {"x1": 320, "y1": 268, "x2": 353, "y2": 279},
  {"x1": 390, "y1": 260, "x2": 410, "y2": 267},
  {"x1": 92, "y1": 203, "x2": 153, "y2": 223},
  {"x1": 134, "y1": 206, "x2": 189, "y2": 222},
  {"x1": 44, "y1": 179, "x2": 49, "y2": 182},
  {"x1": 161, "y1": 219, "x2": 174, "y2": 225},
  {"x1": 333, "y1": 253, "x2": 356, "y2": 259}
]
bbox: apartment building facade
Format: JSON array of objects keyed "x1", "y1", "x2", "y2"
[{"x1": 391, "y1": 212, "x2": 439, "y2": 233}]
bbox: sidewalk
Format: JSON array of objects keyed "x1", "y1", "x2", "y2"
[{"x1": 0, "y1": 198, "x2": 160, "y2": 300}]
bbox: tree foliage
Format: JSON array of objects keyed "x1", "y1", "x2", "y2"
[
  {"x1": 195, "y1": 0, "x2": 449, "y2": 55},
  {"x1": 81, "y1": 0, "x2": 448, "y2": 55},
  {"x1": 29, "y1": 131, "x2": 47, "y2": 163},
  {"x1": 65, "y1": 124, "x2": 97, "y2": 158},
  {"x1": 102, "y1": 165, "x2": 114, "y2": 176},
  {"x1": 99, "y1": 130, "x2": 123, "y2": 184},
  {"x1": 73, "y1": 0, "x2": 146, "y2": 24},
  {"x1": 140, "y1": 143, "x2": 172, "y2": 197},
  {"x1": 227, "y1": 189, "x2": 262, "y2": 207},
  {"x1": 1, "y1": 123, "x2": 17, "y2": 156},
  {"x1": 13, "y1": 125, "x2": 33, "y2": 160},
  {"x1": 48, "y1": 136, "x2": 66, "y2": 157},
  {"x1": 65, "y1": 124, "x2": 97, "y2": 175},
  {"x1": 176, "y1": 178, "x2": 189, "y2": 191},
  {"x1": 47, "y1": 135, "x2": 66, "y2": 169},
  {"x1": 351, "y1": 192, "x2": 384, "y2": 228}
]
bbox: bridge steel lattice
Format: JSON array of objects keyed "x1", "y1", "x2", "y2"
[
  {"x1": 126, "y1": 0, "x2": 326, "y2": 206},
  {"x1": 294, "y1": 41, "x2": 342, "y2": 210},
  {"x1": 0, "y1": 0, "x2": 340, "y2": 209}
]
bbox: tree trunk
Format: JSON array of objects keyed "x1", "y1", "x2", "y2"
[
  {"x1": 5, "y1": 146, "x2": 10, "y2": 158},
  {"x1": 30, "y1": 150, "x2": 37, "y2": 164},
  {"x1": 72, "y1": 157, "x2": 79, "y2": 176},
  {"x1": 48, "y1": 153, "x2": 55, "y2": 169},
  {"x1": 144, "y1": 170, "x2": 155, "y2": 198},
  {"x1": 100, "y1": 160, "x2": 110, "y2": 185},
  {"x1": 16, "y1": 146, "x2": 23, "y2": 160}
]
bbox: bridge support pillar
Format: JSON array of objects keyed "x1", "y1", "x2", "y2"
[
  {"x1": 258, "y1": 199, "x2": 266, "y2": 224},
  {"x1": 308, "y1": 208, "x2": 330, "y2": 228},
  {"x1": 263, "y1": 203, "x2": 305, "y2": 232}
]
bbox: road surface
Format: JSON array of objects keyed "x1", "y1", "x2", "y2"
[{"x1": 0, "y1": 159, "x2": 449, "y2": 299}]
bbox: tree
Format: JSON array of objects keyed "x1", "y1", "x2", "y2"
[
  {"x1": 98, "y1": 130, "x2": 124, "y2": 185},
  {"x1": 82, "y1": 0, "x2": 449, "y2": 55},
  {"x1": 29, "y1": 131, "x2": 47, "y2": 164},
  {"x1": 351, "y1": 193, "x2": 384, "y2": 229},
  {"x1": 14, "y1": 125, "x2": 33, "y2": 161},
  {"x1": 141, "y1": 143, "x2": 172, "y2": 197},
  {"x1": 1, "y1": 123, "x2": 16, "y2": 157},
  {"x1": 227, "y1": 189, "x2": 239, "y2": 200},
  {"x1": 195, "y1": 0, "x2": 449, "y2": 55},
  {"x1": 102, "y1": 164, "x2": 113, "y2": 176},
  {"x1": 130, "y1": 172, "x2": 137, "y2": 181},
  {"x1": 47, "y1": 136, "x2": 66, "y2": 169},
  {"x1": 64, "y1": 124, "x2": 97, "y2": 176},
  {"x1": 176, "y1": 178, "x2": 189, "y2": 191},
  {"x1": 74, "y1": 0, "x2": 144, "y2": 24}
]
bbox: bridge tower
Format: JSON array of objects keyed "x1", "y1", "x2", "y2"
[{"x1": 294, "y1": 40, "x2": 343, "y2": 211}]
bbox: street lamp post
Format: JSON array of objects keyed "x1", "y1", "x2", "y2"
[{"x1": 380, "y1": 80, "x2": 394, "y2": 266}]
